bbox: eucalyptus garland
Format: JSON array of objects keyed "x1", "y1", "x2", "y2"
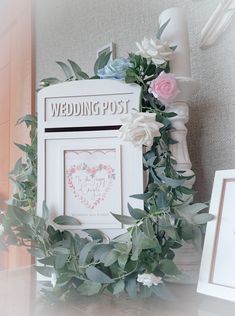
[{"x1": 0, "y1": 22, "x2": 213, "y2": 301}]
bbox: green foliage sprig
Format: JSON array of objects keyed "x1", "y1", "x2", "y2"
[
  {"x1": 9, "y1": 116, "x2": 37, "y2": 213},
  {"x1": 0, "y1": 116, "x2": 37, "y2": 250}
]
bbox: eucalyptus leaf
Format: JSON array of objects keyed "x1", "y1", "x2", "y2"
[
  {"x1": 192, "y1": 226, "x2": 203, "y2": 252},
  {"x1": 179, "y1": 186, "x2": 197, "y2": 195},
  {"x1": 142, "y1": 236, "x2": 161, "y2": 252},
  {"x1": 57, "y1": 273, "x2": 74, "y2": 286},
  {"x1": 111, "y1": 213, "x2": 136, "y2": 225},
  {"x1": 181, "y1": 223, "x2": 194, "y2": 241},
  {"x1": 165, "y1": 227, "x2": 179, "y2": 241},
  {"x1": 68, "y1": 59, "x2": 89, "y2": 79},
  {"x1": 159, "y1": 259, "x2": 180, "y2": 276},
  {"x1": 142, "y1": 218, "x2": 156, "y2": 239},
  {"x1": 130, "y1": 192, "x2": 153, "y2": 200},
  {"x1": 164, "y1": 112, "x2": 177, "y2": 118},
  {"x1": 94, "y1": 51, "x2": 111, "y2": 75},
  {"x1": 28, "y1": 248, "x2": 45, "y2": 258},
  {"x1": 8, "y1": 205, "x2": 33, "y2": 225},
  {"x1": 192, "y1": 213, "x2": 214, "y2": 225},
  {"x1": 157, "y1": 191, "x2": 168, "y2": 208},
  {"x1": 34, "y1": 265, "x2": 54, "y2": 277},
  {"x1": 53, "y1": 247, "x2": 70, "y2": 255},
  {"x1": 38, "y1": 256, "x2": 54, "y2": 266},
  {"x1": 156, "y1": 18, "x2": 171, "y2": 39},
  {"x1": 86, "y1": 266, "x2": 114, "y2": 284},
  {"x1": 93, "y1": 244, "x2": 113, "y2": 262},
  {"x1": 78, "y1": 280, "x2": 102, "y2": 296},
  {"x1": 56, "y1": 61, "x2": 73, "y2": 80},
  {"x1": 160, "y1": 175, "x2": 185, "y2": 188},
  {"x1": 83, "y1": 229, "x2": 104, "y2": 241},
  {"x1": 14, "y1": 143, "x2": 28, "y2": 153},
  {"x1": 118, "y1": 253, "x2": 129, "y2": 269},
  {"x1": 9, "y1": 158, "x2": 23, "y2": 176},
  {"x1": 42, "y1": 201, "x2": 49, "y2": 221},
  {"x1": 113, "y1": 280, "x2": 125, "y2": 295},
  {"x1": 112, "y1": 232, "x2": 131, "y2": 243},
  {"x1": 152, "y1": 283, "x2": 175, "y2": 301},
  {"x1": 16, "y1": 114, "x2": 36, "y2": 126},
  {"x1": 55, "y1": 254, "x2": 69, "y2": 269},
  {"x1": 146, "y1": 156, "x2": 157, "y2": 167},
  {"x1": 156, "y1": 167, "x2": 186, "y2": 188},
  {"x1": 131, "y1": 226, "x2": 144, "y2": 261},
  {"x1": 114, "y1": 242, "x2": 131, "y2": 253},
  {"x1": 79, "y1": 241, "x2": 97, "y2": 265},
  {"x1": 125, "y1": 277, "x2": 137, "y2": 300},
  {"x1": 104, "y1": 249, "x2": 119, "y2": 267},
  {"x1": 177, "y1": 203, "x2": 208, "y2": 216},
  {"x1": 53, "y1": 215, "x2": 80, "y2": 226},
  {"x1": 125, "y1": 68, "x2": 138, "y2": 83},
  {"x1": 40, "y1": 77, "x2": 60, "y2": 87},
  {"x1": 6, "y1": 205, "x2": 22, "y2": 226},
  {"x1": 128, "y1": 203, "x2": 147, "y2": 220}
]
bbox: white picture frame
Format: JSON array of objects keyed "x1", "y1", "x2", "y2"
[
  {"x1": 97, "y1": 42, "x2": 116, "y2": 60},
  {"x1": 197, "y1": 169, "x2": 235, "y2": 302},
  {"x1": 43, "y1": 130, "x2": 143, "y2": 236}
]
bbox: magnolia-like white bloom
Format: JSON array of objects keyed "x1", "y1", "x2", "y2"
[
  {"x1": 136, "y1": 38, "x2": 174, "y2": 65},
  {"x1": 51, "y1": 272, "x2": 57, "y2": 288},
  {"x1": 0, "y1": 224, "x2": 4, "y2": 236},
  {"x1": 137, "y1": 273, "x2": 162, "y2": 288},
  {"x1": 119, "y1": 112, "x2": 164, "y2": 148}
]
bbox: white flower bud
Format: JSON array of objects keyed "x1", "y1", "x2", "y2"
[{"x1": 137, "y1": 273, "x2": 162, "y2": 287}]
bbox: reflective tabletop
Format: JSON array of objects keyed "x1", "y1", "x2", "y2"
[{"x1": 0, "y1": 266, "x2": 234, "y2": 316}]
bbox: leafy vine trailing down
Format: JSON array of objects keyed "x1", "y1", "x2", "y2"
[
  {"x1": 0, "y1": 115, "x2": 37, "y2": 248},
  {"x1": 0, "y1": 21, "x2": 213, "y2": 301}
]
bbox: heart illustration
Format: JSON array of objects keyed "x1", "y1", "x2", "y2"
[{"x1": 66, "y1": 163, "x2": 115, "y2": 209}]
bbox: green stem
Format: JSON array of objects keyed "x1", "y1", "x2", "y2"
[
  {"x1": 113, "y1": 262, "x2": 138, "y2": 281},
  {"x1": 143, "y1": 74, "x2": 159, "y2": 84},
  {"x1": 143, "y1": 62, "x2": 151, "y2": 77}
]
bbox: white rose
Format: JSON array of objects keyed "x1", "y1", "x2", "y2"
[
  {"x1": 137, "y1": 273, "x2": 162, "y2": 288},
  {"x1": 51, "y1": 272, "x2": 57, "y2": 288},
  {"x1": 0, "y1": 224, "x2": 4, "y2": 236},
  {"x1": 136, "y1": 38, "x2": 174, "y2": 65},
  {"x1": 119, "y1": 112, "x2": 164, "y2": 148}
]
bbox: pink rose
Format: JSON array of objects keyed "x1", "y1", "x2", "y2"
[{"x1": 148, "y1": 71, "x2": 180, "y2": 104}]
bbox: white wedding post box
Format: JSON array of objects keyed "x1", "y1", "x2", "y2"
[{"x1": 37, "y1": 79, "x2": 144, "y2": 237}]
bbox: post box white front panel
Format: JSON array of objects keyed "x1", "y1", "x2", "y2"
[
  {"x1": 38, "y1": 80, "x2": 143, "y2": 236},
  {"x1": 40, "y1": 79, "x2": 141, "y2": 128}
]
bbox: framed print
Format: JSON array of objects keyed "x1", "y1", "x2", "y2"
[
  {"x1": 97, "y1": 42, "x2": 116, "y2": 60},
  {"x1": 197, "y1": 169, "x2": 235, "y2": 302},
  {"x1": 63, "y1": 144, "x2": 121, "y2": 228}
]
